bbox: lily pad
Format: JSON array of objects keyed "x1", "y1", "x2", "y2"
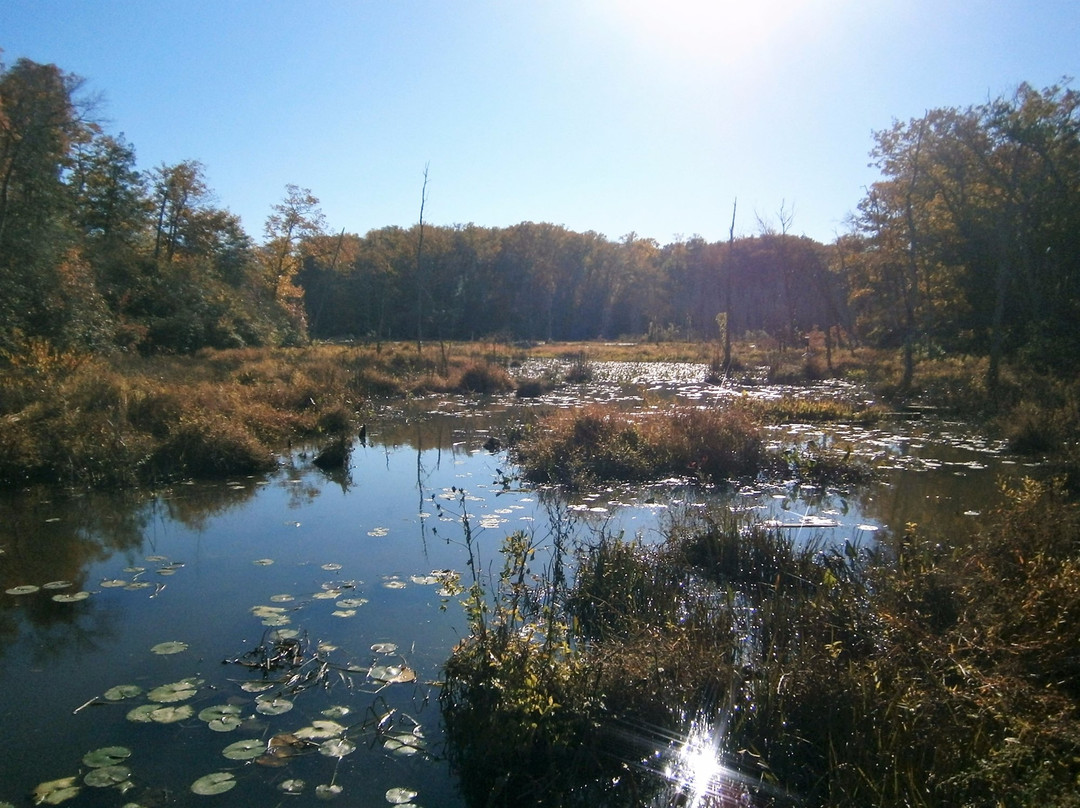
[
  {"x1": 207, "y1": 716, "x2": 242, "y2": 732},
  {"x1": 222, "y1": 739, "x2": 266, "y2": 760},
  {"x1": 295, "y1": 720, "x2": 346, "y2": 740},
  {"x1": 269, "y1": 593, "x2": 294, "y2": 602},
  {"x1": 33, "y1": 777, "x2": 80, "y2": 805},
  {"x1": 239, "y1": 681, "x2": 275, "y2": 693},
  {"x1": 321, "y1": 705, "x2": 350, "y2": 719},
  {"x1": 191, "y1": 772, "x2": 236, "y2": 796},
  {"x1": 150, "y1": 704, "x2": 194, "y2": 723},
  {"x1": 369, "y1": 665, "x2": 417, "y2": 684},
  {"x1": 331, "y1": 609, "x2": 356, "y2": 618},
  {"x1": 384, "y1": 733, "x2": 427, "y2": 756},
  {"x1": 103, "y1": 684, "x2": 142, "y2": 701},
  {"x1": 150, "y1": 640, "x2": 188, "y2": 655},
  {"x1": 279, "y1": 779, "x2": 306, "y2": 794},
  {"x1": 319, "y1": 738, "x2": 356, "y2": 758},
  {"x1": 371, "y1": 642, "x2": 398, "y2": 654},
  {"x1": 252, "y1": 558, "x2": 275, "y2": 566},
  {"x1": 42, "y1": 580, "x2": 74, "y2": 590},
  {"x1": 385, "y1": 787, "x2": 418, "y2": 804},
  {"x1": 82, "y1": 746, "x2": 132, "y2": 768},
  {"x1": 336, "y1": 598, "x2": 367, "y2": 608},
  {"x1": 250, "y1": 604, "x2": 286, "y2": 618},
  {"x1": 315, "y1": 783, "x2": 343, "y2": 799},
  {"x1": 255, "y1": 697, "x2": 294, "y2": 715},
  {"x1": 148, "y1": 678, "x2": 200, "y2": 703},
  {"x1": 51, "y1": 591, "x2": 90, "y2": 603},
  {"x1": 6, "y1": 584, "x2": 39, "y2": 595},
  {"x1": 99, "y1": 579, "x2": 129, "y2": 588},
  {"x1": 321, "y1": 563, "x2": 342, "y2": 571},
  {"x1": 126, "y1": 704, "x2": 160, "y2": 723},
  {"x1": 198, "y1": 704, "x2": 242, "y2": 723},
  {"x1": 83, "y1": 765, "x2": 131, "y2": 787}
]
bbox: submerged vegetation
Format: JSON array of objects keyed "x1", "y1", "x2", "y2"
[{"x1": 442, "y1": 478, "x2": 1080, "y2": 807}]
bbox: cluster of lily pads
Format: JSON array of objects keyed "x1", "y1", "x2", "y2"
[
  {"x1": 246, "y1": 561, "x2": 462, "y2": 629},
  {"x1": 3, "y1": 553, "x2": 185, "y2": 604},
  {"x1": 32, "y1": 628, "x2": 434, "y2": 805}
]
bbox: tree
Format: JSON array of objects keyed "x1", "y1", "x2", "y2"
[
  {"x1": 151, "y1": 160, "x2": 209, "y2": 263},
  {"x1": 263, "y1": 184, "x2": 326, "y2": 340},
  {"x1": 0, "y1": 57, "x2": 107, "y2": 350}
]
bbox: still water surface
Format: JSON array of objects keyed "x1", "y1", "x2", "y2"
[{"x1": 0, "y1": 371, "x2": 1034, "y2": 807}]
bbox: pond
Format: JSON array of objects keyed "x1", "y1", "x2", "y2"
[{"x1": 0, "y1": 364, "x2": 1036, "y2": 807}]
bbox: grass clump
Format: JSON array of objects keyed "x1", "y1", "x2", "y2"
[{"x1": 515, "y1": 405, "x2": 764, "y2": 487}]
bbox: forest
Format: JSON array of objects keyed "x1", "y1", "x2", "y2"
[{"x1": 2, "y1": 54, "x2": 1079, "y2": 396}]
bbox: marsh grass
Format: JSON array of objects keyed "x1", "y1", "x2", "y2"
[
  {"x1": 443, "y1": 479, "x2": 1080, "y2": 807},
  {"x1": 514, "y1": 404, "x2": 872, "y2": 489},
  {"x1": 0, "y1": 341, "x2": 512, "y2": 488}
]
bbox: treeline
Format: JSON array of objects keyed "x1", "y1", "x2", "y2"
[
  {"x1": 3, "y1": 53, "x2": 1078, "y2": 392},
  {"x1": 297, "y1": 223, "x2": 842, "y2": 347},
  {"x1": 0, "y1": 56, "x2": 319, "y2": 356}
]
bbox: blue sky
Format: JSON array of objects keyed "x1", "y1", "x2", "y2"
[{"x1": 3, "y1": 0, "x2": 1078, "y2": 244}]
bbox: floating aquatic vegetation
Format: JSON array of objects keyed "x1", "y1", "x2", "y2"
[
  {"x1": 103, "y1": 684, "x2": 141, "y2": 701},
  {"x1": 198, "y1": 704, "x2": 243, "y2": 731},
  {"x1": 33, "y1": 776, "x2": 79, "y2": 805},
  {"x1": 315, "y1": 783, "x2": 343, "y2": 799},
  {"x1": 51, "y1": 591, "x2": 90, "y2": 603},
  {"x1": 83, "y1": 765, "x2": 130, "y2": 787},
  {"x1": 222, "y1": 739, "x2": 265, "y2": 761},
  {"x1": 190, "y1": 772, "x2": 236, "y2": 795},
  {"x1": 255, "y1": 697, "x2": 294, "y2": 715},
  {"x1": 253, "y1": 558, "x2": 274, "y2": 565},
  {"x1": 321, "y1": 562, "x2": 343, "y2": 571},
  {"x1": 99, "y1": 579, "x2": 128, "y2": 588},
  {"x1": 371, "y1": 642, "x2": 398, "y2": 654},
  {"x1": 367, "y1": 527, "x2": 389, "y2": 537},
  {"x1": 147, "y1": 678, "x2": 200, "y2": 703},
  {"x1": 5, "y1": 584, "x2": 39, "y2": 595},
  {"x1": 270, "y1": 593, "x2": 294, "y2": 602},
  {"x1": 256, "y1": 733, "x2": 313, "y2": 767},
  {"x1": 336, "y1": 597, "x2": 367, "y2": 608},
  {"x1": 383, "y1": 732, "x2": 427, "y2": 757},
  {"x1": 296, "y1": 720, "x2": 347, "y2": 740},
  {"x1": 319, "y1": 737, "x2": 356, "y2": 758},
  {"x1": 322, "y1": 705, "x2": 350, "y2": 718},
  {"x1": 125, "y1": 704, "x2": 159, "y2": 723},
  {"x1": 148, "y1": 704, "x2": 194, "y2": 723},
  {"x1": 368, "y1": 665, "x2": 416, "y2": 684},
  {"x1": 149, "y1": 640, "x2": 188, "y2": 655},
  {"x1": 279, "y1": 778, "x2": 305, "y2": 794},
  {"x1": 81, "y1": 747, "x2": 131, "y2": 768},
  {"x1": 385, "y1": 786, "x2": 418, "y2": 804},
  {"x1": 42, "y1": 580, "x2": 73, "y2": 590}
]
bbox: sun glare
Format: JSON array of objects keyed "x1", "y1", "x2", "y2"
[
  {"x1": 659, "y1": 717, "x2": 743, "y2": 807},
  {"x1": 597, "y1": 0, "x2": 825, "y2": 67}
]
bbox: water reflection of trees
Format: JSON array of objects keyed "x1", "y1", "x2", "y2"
[{"x1": 0, "y1": 487, "x2": 144, "y2": 655}]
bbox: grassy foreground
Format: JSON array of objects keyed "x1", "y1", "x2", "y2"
[{"x1": 442, "y1": 478, "x2": 1080, "y2": 807}]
